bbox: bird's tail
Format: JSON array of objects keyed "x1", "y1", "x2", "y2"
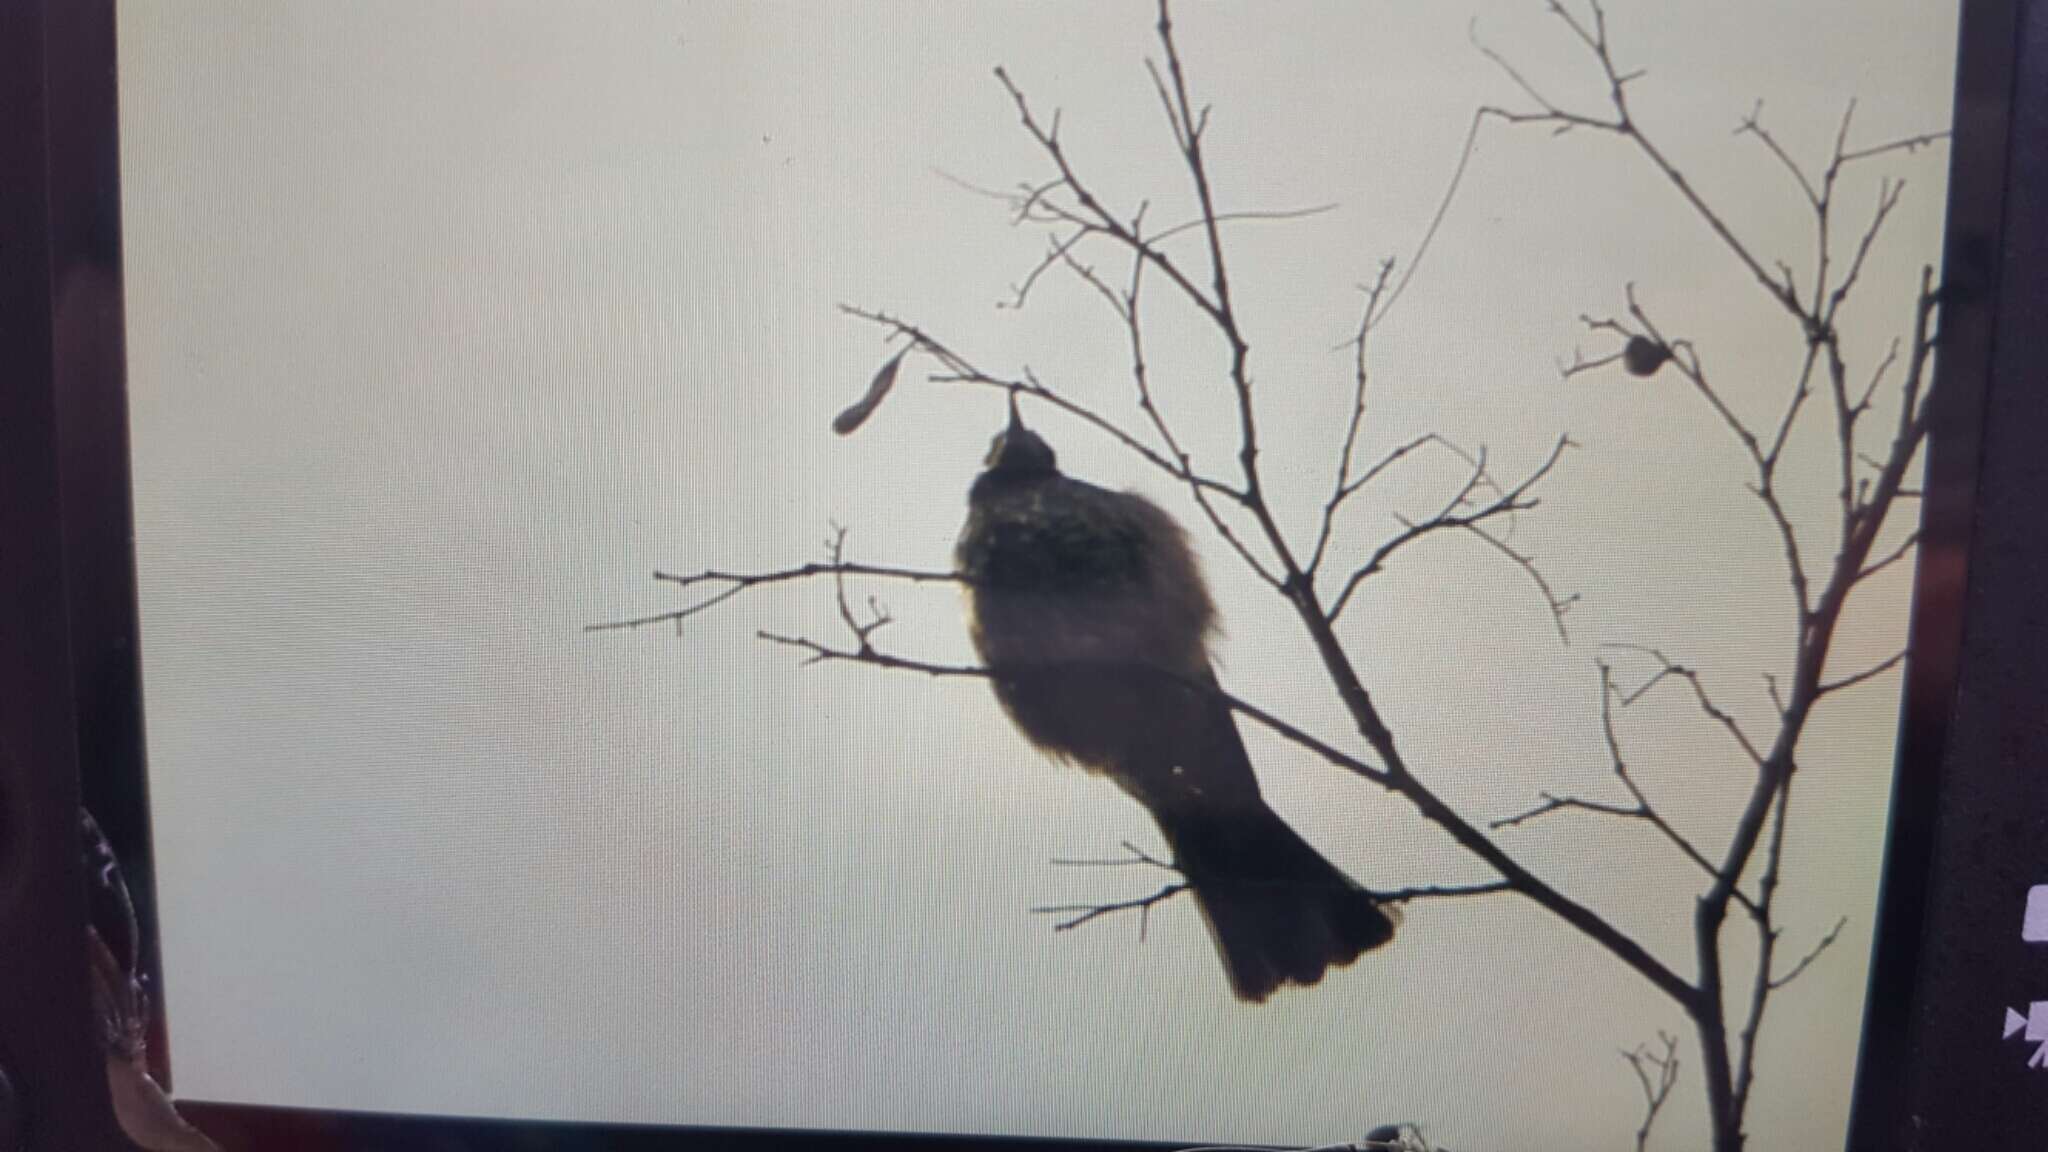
[{"x1": 1162, "y1": 802, "x2": 1396, "y2": 1004}]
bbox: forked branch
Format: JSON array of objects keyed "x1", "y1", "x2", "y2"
[{"x1": 1624, "y1": 1031, "x2": 1682, "y2": 1152}]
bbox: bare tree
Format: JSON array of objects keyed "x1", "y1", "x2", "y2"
[{"x1": 594, "y1": 4, "x2": 1945, "y2": 1149}]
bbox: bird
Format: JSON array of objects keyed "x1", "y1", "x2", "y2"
[{"x1": 955, "y1": 397, "x2": 1396, "y2": 1002}]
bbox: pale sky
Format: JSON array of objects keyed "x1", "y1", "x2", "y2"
[{"x1": 118, "y1": 3, "x2": 1956, "y2": 1149}]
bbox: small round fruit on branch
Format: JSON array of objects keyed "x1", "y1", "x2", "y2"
[{"x1": 1623, "y1": 336, "x2": 1673, "y2": 378}]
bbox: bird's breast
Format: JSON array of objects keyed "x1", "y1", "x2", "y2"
[
  {"x1": 957, "y1": 476, "x2": 1215, "y2": 677},
  {"x1": 967, "y1": 586, "x2": 1150, "y2": 670}
]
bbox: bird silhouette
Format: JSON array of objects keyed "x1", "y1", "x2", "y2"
[{"x1": 956, "y1": 399, "x2": 1395, "y2": 1002}]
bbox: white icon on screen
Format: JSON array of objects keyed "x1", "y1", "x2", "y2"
[
  {"x1": 2002, "y1": 1003, "x2": 2048, "y2": 1068},
  {"x1": 2024, "y1": 886, "x2": 2048, "y2": 942}
]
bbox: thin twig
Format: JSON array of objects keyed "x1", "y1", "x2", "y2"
[
  {"x1": 1605, "y1": 644, "x2": 1765, "y2": 767},
  {"x1": 1326, "y1": 437, "x2": 1572, "y2": 622},
  {"x1": 1838, "y1": 130, "x2": 1951, "y2": 166},
  {"x1": 1492, "y1": 792, "x2": 1641, "y2": 828},
  {"x1": 1032, "y1": 883, "x2": 1191, "y2": 939},
  {"x1": 754, "y1": 631, "x2": 1395, "y2": 790},
  {"x1": 1377, "y1": 105, "x2": 1495, "y2": 325},
  {"x1": 1035, "y1": 841, "x2": 1195, "y2": 941},
  {"x1": 1371, "y1": 880, "x2": 1515, "y2": 903},
  {"x1": 1146, "y1": 203, "x2": 1339, "y2": 246},
  {"x1": 1816, "y1": 649, "x2": 1908, "y2": 696},
  {"x1": 1115, "y1": 237, "x2": 1284, "y2": 587},
  {"x1": 1050, "y1": 841, "x2": 1178, "y2": 871},
  {"x1": 1310, "y1": 260, "x2": 1399, "y2": 576},
  {"x1": 1854, "y1": 339, "x2": 1904, "y2": 418},
  {"x1": 1494, "y1": 663, "x2": 1752, "y2": 912},
  {"x1": 1732, "y1": 782, "x2": 1794, "y2": 1124},
  {"x1": 1857, "y1": 530, "x2": 1920, "y2": 582},
  {"x1": 1462, "y1": 523, "x2": 1579, "y2": 643},
  {"x1": 838, "y1": 304, "x2": 1249, "y2": 509},
  {"x1": 1735, "y1": 101, "x2": 1821, "y2": 208},
  {"x1": 1769, "y1": 916, "x2": 1849, "y2": 990},
  {"x1": 586, "y1": 558, "x2": 962, "y2": 633},
  {"x1": 1623, "y1": 1031, "x2": 1682, "y2": 1152},
  {"x1": 991, "y1": 64, "x2": 1223, "y2": 324}
]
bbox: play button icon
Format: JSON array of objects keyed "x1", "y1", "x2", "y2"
[{"x1": 2003, "y1": 1003, "x2": 2048, "y2": 1067}]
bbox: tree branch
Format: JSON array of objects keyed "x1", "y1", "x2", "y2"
[
  {"x1": 1731, "y1": 783, "x2": 1792, "y2": 1124},
  {"x1": 1032, "y1": 882, "x2": 1191, "y2": 939},
  {"x1": 586, "y1": 555, "x2": 963, "y2": 634},
  {"x1": 1477, "y1": 17, "x2": 1946, "y2": 1141},
  {"x1": 1144, "y1": 0, "x2": 1303, "y2": 593},
  {"x1": 990, "y1": 65, "x2": 1222, "y2": 324},
  {"x1": 1857, "y1": 529, "x2": 1920, "y2": 583},
  {"x1": 1129, "y1": 4, "x2": 1695, "y2": 1017},
  {"x1": 1313, "y1": 432, "x2": 1499, "y2": 585},
  {"x1": 1492, "y1": 791, "x2": 1641, "y2": 829},
  {"x1": 1566, "y1": 289, "x2": 1837, "y2": 635},
  {"x1": 1735, "y1": 101, "x2": 1821, "y2": 209},
  {"x1": 1769, "y1": 916, "x2": 1849, "y2": 990},
  {"x1": 1462, "y1": 522, "x2": 1580, "y2": 643},
  {"x1": 1816, "y1": 648, "x2": 1907, "y2": 697},
  {"x1": 756, "y1": 605, "x2": 1700, "y2": 1008},
  {"x1": 1838, "y1": 130, "x2": 1951, "y2": 166},
  {"x1": 1623, "y1": 1031, "x2": 1682, "y2": 1152},
  {"x1": 1326, "y1": 436, "x2": 1572, "y2": 623},
  {"x1": 1370, "y1": 880, "x2": 1515, "y2": 904},
  {"x1": 839, "y1": 304, "x2": 1252, "y2": 512},
  {"x1": 1310, "y1": 260, "x2": 1400, "y2": 576},
  {"x1": 1114, "y1": 235, "x2": 1284, "y2": 587},
  {"x1": 843, "y1": 26, "x2": 1676, "y2": 1034},
  {"x1": 1037, "y1": 838, "x2": 1191, "y2": 943},
  {"x1": 1493, "y1": 663, "x2": 1753, "y2": 911},
  {"x1": 1605, "y1": 644, "x2": 1765, "y2": 767},
  {"x1": 1479, "y1": 2, "x2": 1801, "y2": 318},
  {"x1": 753, "y1": 631, "x2": 1396, "y2": 793},
  {"x1": 590, "y1": 12, "x2": 1954, "y2": 1152},
  {"x1": 1051, "y1": 840, "x2": 1178, "y2": 872}
]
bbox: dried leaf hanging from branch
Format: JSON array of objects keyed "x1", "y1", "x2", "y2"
[{"x1": 831, "y1": 348, "x2": 908, "y2": 436}]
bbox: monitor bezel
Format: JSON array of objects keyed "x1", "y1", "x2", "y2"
[{"x1": 6, "y1": 0, "x2": 2028, "y2": 1147}]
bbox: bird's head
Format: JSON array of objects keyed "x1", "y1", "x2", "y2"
[{"x1": 983, "y1": 393, "x2": 1057, "y2": 475}]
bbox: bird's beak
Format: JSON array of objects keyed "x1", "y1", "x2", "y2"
[{"x1": 982, "y1": 390, "x2": 1028, "y2": 468}]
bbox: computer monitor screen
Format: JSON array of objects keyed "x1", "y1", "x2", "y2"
[{"x1": 113, "y1": 2, "x2": 1964, "y2": 1148}]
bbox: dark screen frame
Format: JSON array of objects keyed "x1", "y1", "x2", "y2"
[{"x1": 0, "y1": 0, "x2": 2035, "y2": 1149}]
